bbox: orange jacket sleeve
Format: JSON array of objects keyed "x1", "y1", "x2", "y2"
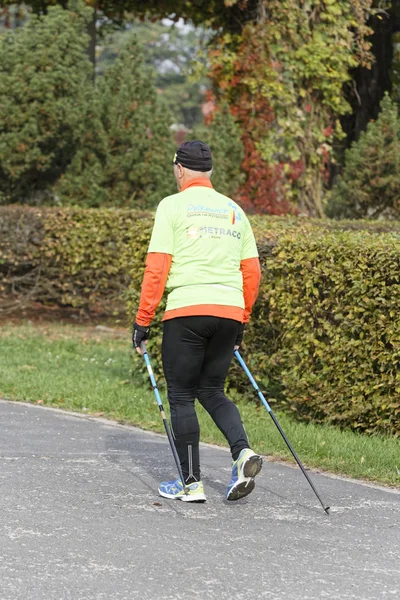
[
  {"x1": 240, "y1": 257, "x2": 261, "y2": 323},
  {"x1": 135, "y1": 252, "x2": 172, "y2": 327}
]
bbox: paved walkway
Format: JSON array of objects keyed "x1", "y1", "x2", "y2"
[{"x1": 0, "y1": 400, "x2": 399, "y2": 600}]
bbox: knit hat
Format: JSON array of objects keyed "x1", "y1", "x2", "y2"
[{"x1": 173, "y1": 140, "x2": 212, "y2": 172}]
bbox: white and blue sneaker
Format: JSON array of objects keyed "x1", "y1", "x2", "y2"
[
  {"x1": 158, "y1": 479, "x2": 206, "y2": 503},
  {"x1": 226, "y1": 449, "x2": 263, "y2": 501}
]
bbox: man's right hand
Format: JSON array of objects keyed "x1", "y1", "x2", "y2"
[
  {"x1": 132, "y1": 322, "x2": 150, "y2": 354},
  {"x1": 235, "y1": 323, "x2": 246, "y2": 350}
]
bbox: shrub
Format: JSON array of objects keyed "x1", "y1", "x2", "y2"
[
  {"x1": 245, "y1": 229, "x2": 400, "y2": 436},
  {"x1": 1, "y1": 206, "x2": 399, "y2": 435},
  {"x1": 98, "y1": 40, "x2": 176, "y2": 208},
  {"x1": 54, "y1": 96, "x2": 110, "y2": 208},
  {"x1": 0, "y1": 5, "x2": 177, "y2": 209},
  {"x1": 59, "y1": 39, "x2": 177, "y2": 209},
  {"x1": 0, "y1": 205, "x2": 152, "y2": 312},
  {"x1": 328, "y1": 94, "x2": 400, "y2": 219},
  {"x1": 0, "y1": 2, "x2": 93, "y2": 204}
]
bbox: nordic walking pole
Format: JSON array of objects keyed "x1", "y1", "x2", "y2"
[
  {"x1": 234, "y1": 350, "x2": 330, "y2": 515},
  {"x1": 141, "y1": 343, "x2": 188, "y2": 494}
]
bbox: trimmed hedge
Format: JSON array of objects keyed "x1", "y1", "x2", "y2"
[
  {"x1": 246, "y1": 230, "x2": 400, "y2": 436},
  {"x1": 1, "y1": 205, "x2": 399, "y2": 436},
  {"x1": 0, "y1": 205, "x2": 152, "y2": 313}
]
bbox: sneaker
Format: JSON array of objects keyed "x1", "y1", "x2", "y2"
[
  {"x1": 158, "y1": 479, "x2": 206, "y2": 503},
  {"x1": 226, "y1": 448, "x2": 263, "y2": 501}
]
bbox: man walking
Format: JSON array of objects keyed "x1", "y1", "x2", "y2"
[{"x1": 133, "y1": 140, "x2": 262, "y2": 502}]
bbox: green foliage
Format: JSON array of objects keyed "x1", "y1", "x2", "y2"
[
  {"x1": 2, "y1": 205, "x2": 400, "y2": 435},
  {"x1": 0, "y1": 2, "x2": 93, "y2": 204},
  {"x1": 56, "y1": 38, "x2": 177, "y2": 208},
  {"x1": 328, "y1": 93, "x2": 400, "y2": 219},
  {"x1": 208, "y1": 0, "x2": 378, "y2": 216},
  {"x1": 8, "y1": 0, "x2": 233, "y2": 27},
  {"x1": 57, "y1": 41, "x2": 175, "y2": 208},
  {"x1": 0, "y1": 205, "x2": 153, "y2": 312},
  {"x1": 97, "y1": 40, "x2": 176, "y2": 208},
  {"x1": 0, "y1": 4, "x2": 176, "y2": 208},
  {"x1": 97, "y1": 19, "x2": 211, "y2": 129},
  {"x1": 54, "y1": 95, "x2": 110, "y2": 207},
  {"x1": 248, "y1": 229, "x2": 400, "y2": 436},
  {"x1": 5, "y1": 1, "x2": 394, "y2": 215},
  {"x1": 192, "y1": 104, "x2": 244, "y2": 198}
]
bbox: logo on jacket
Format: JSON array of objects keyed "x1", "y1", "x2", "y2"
[
  {"x1": 228, "y1": 202, "x2": 241, "y2": 224},
  {"x1": 187, "y1": 203, "x2": 228, "y2": 219},
  {"x1": 186, "y1": 201, "x2": 243, "y2": 223},
  {"x1": 186, "y1": 225, "x2": 201, "y2": 240},
  {"x1": 186, "y1": 225, "x2": 241, "y2": 240}
]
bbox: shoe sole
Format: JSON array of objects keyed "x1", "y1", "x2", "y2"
[
  {"x1": 226, "y1": 454, "x2": 263, "y2": 502},
  {"x1": 226, "y1": 477, "x2": 255, "y2": 501},
  {"x1": 158, "y1": 489, "x2": 206, "y2": 503},
  {"x1": 243, "y1": 454, "x2": 263, "y2": 478},
  {"x1": 180, "y1": 495, "x2": 206, "y2": 503}
]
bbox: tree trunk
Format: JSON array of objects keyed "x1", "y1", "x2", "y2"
[{"x1": 342, "y1": 3, "x2": 400, "y2": 145}]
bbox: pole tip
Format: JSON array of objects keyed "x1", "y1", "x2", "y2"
[{"x1": 324, "y1": 506, "x2": 330, "y2": 515}]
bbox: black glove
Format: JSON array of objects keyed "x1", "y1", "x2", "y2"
[
  {"x1": 132, "y1": 322, "x2": 150, "y2": 349},
  {"x1": 235, "y1": 323, "x2": 246, "y2": 347}
]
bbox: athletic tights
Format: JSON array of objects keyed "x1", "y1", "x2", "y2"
[{"x1": 162, "y1": 316, "x2": 250, "y2": 482}]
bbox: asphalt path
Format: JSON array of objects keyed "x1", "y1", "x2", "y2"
[{"x1": 0, "y1": 399, "x2": 399, "y2": 600}]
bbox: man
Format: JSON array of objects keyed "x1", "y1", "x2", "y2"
[{"x1": 133, "y1": 140, "x2": 262, "y2": 503}]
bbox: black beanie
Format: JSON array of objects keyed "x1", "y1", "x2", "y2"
[{"x1": 173, "y1": 140, "x2": 212, "y2": 172}]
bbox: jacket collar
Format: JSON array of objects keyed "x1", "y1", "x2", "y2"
[{"x1": 181, "y1": 178, "x2": 213, "y2": 192}]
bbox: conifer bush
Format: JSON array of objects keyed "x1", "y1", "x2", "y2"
[
  {"x1": 328, "y1": 94, "x2": 400, "y2": 219},
  {"x1": 54, "y1": 96, "x2": 110, "y2": 207},
  {"x1": 0, "y1": 4, "x2": 177, "y2": 208},
  {"x1": 59, "y1": 40, "x2": 177, "y2": 208},
  {"x1": 98, "y1": 41, "x2": 177, "y2": 208},
  {"x1": 0, "y1": 2, "x2": 93, "y2": 204}
]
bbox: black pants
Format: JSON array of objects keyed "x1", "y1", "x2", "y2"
[{"x1": 162, "y1": 316, "x2": 249, "y2": 482}]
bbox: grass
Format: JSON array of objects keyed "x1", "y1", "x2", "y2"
[{"x1": 0, "y1": 321, "x2": 399, "y2": 487}]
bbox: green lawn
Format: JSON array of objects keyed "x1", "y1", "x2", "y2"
[{"x1": 0, "y1": 321, "x2": 399, "y2": 486}]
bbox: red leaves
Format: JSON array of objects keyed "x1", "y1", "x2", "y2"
[
  {"x1": 237, "y1": 139, "x2": 296, "y2": 216},
  {"x1": 207, "y1": 32, "x2": 295, "y2": 215}
]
